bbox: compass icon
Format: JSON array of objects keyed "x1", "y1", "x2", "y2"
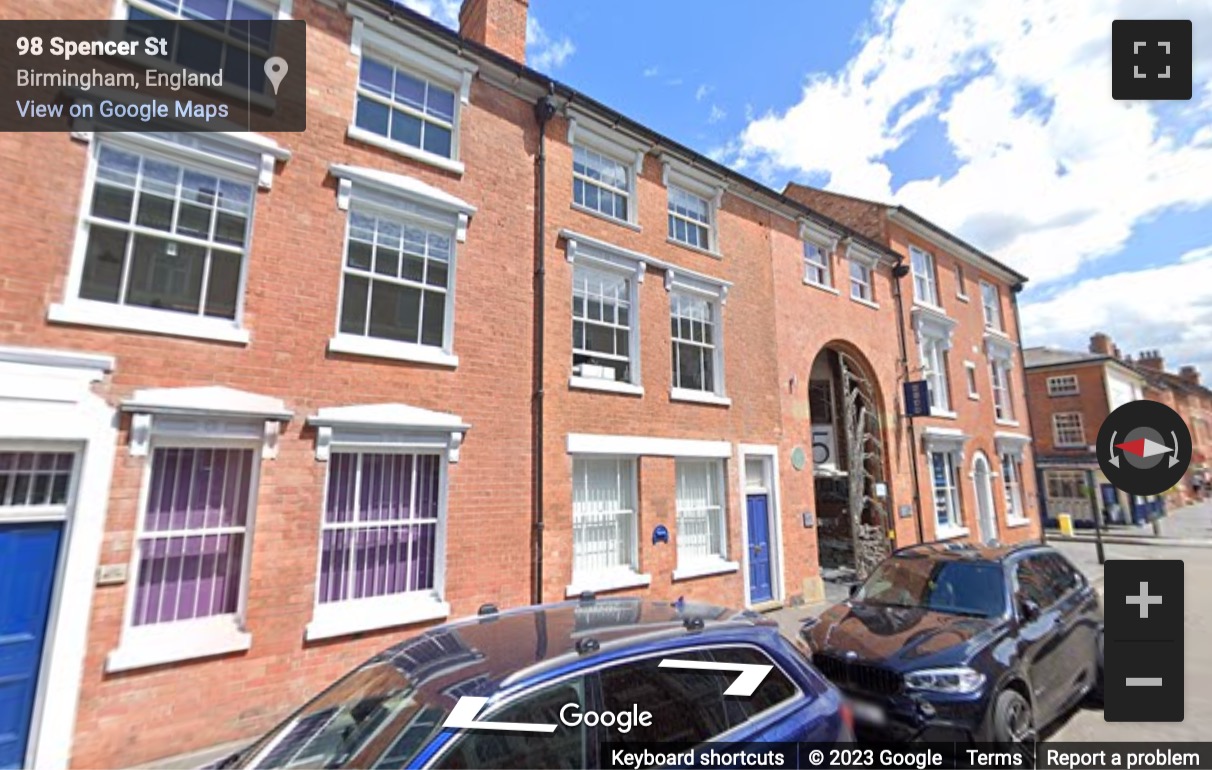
[{"x1": 1098, "y1": 400, "x2": 1192, "y2": 496}]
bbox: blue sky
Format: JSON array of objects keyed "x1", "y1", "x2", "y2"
[{"x1": 408, "y1": 0, "x2": 1212, "y2": 373}]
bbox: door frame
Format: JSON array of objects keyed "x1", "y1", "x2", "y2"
[
  {"x1": 0, "y1": 347, "x2": 117, "y2": 770},
  {"x1": 737, "y1": 444, "x2": 785, "y2": 608},
  {"x1": 970, "y1": 451, "x2": 997, "y2": 543}
]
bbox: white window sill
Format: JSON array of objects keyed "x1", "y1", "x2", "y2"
[
  {"x1": 803, "y1": 280, "x2": 839, "y2": 295},
  {"x1": 1006, "y1": 517, "x2": 1032, "y2": 529},
  {"x1": 985, "y1": 326, "x2": 1011, "y2": 339},
  {"x1": 106, "y1": 615, "x2": 251, "y2": 673},
  {"x1": 934, "y1": 525, "x2": 970, "y2": 542},
  {"x1": 346, "y1": 125, "x2": 465, "y2": 176},
  {"x1": 566, "y1": 570, "x2": 651, "y2": 597},
  {"x1": 957, "y1": 293, "x2": 970, "y2": 303},
  {"x1": 672, "y1": 560, "x2": 740, "y2": 581},
  {"x1": 569, "y1": 376, "x2": 644, "y2": 396},
  {"x1": 666, "y1": 237, "x2": 722, "y2": 260},
  {"x1": 571, "y1": 203, "x2": 642, "y2": 232},
  {"x1": 328, "y1": 334, "x2": 458, "y2": 368},
  {"x1": 913, "y1": 299, "x2": 947, "y2": 314},
  {"x1": 968, "y1": 393, "x2": 980, "y2": 401},
  {"x1": 49, "y1": 301, "x2": 250, "y2": 345},
  {"x1": 305, "y1": 595, "x2": 451, "y2": 641},
  {"x1": 670, "y1": 388, "x2": 731, "y2": 407},
  {"x1": 929, "y1": 408, "x2": 958, "y2": 419},
  {"x1": 850, "y1": 295, "x2": 879, "y2": 310},
  {"x1": 995, "y1": 419, "x2": 1020, "y2": 427}
]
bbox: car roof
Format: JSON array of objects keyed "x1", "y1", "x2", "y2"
[
  {"x1": 889, "y1": 540, "x2": 1050, "y2": 563},
  {"x1": 357, "y1": 597, "x2": 775, "y2": 703}
]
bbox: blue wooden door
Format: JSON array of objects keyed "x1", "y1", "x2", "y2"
[
  {"x1": 746, "y1": 494, "x2": 773, "y2": 603},
  {"x1": 0, "y1": 522, "x2": 62, "y2": 769}
]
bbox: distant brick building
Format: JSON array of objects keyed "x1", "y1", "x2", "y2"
[
  {"x1": 1023, "y1": 332, "x2": 1212, "y2": 526},
  {"x1": 0, "y1": 0, "x2": 1038, "y2": 767}
]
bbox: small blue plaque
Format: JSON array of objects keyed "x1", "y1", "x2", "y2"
[{"x1": 653, "y1": 524, "x2": 669, "y2": 545}]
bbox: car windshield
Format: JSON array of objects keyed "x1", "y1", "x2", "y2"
[{"x1": 854, "y1": 556, "x2": 1007, "y2": 618}]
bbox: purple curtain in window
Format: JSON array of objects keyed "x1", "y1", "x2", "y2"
[
  {"x1": 318, "y1": 453, "x2": 440, "y2": 604},
  {"x1": 133, "y1": 447, "x2": 253, "y2": 626}
]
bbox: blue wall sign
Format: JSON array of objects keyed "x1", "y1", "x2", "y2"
[
  {"x1": 903, "y1": 380, "x2": 931, "y2": 417},
  {"x1": 652, "y1": 524, "x2": 669, "y2": 545}
]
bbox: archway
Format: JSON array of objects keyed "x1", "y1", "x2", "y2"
[
  {"x1": 971, "y1": 452, "x2": 997, "y2": 544},
  {"x1": 807, "y1": 344, "x2": 891, "y2": 582}
]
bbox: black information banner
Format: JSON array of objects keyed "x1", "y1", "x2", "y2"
[
  {"x1": 600, "y1": 743, "x2": 1212, "y2": 770},
  {"x1": 0, "y1": 19, "x2": 306, "y2": 132}
]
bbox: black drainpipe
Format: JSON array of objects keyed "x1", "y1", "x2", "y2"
[
  {"x1": 531, "y1": 86, "x2": 557, "y2": 605},
  {"x1": 1009, "y1": 282, "x2": 1046, "y2": 543},
  {"x1": 891, "y1": 256, "x2": 925, "y2": 544}
]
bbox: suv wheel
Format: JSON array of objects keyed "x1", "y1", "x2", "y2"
[{"x1": 992, "y1": 689, "x2": 1034, "y2": 747}]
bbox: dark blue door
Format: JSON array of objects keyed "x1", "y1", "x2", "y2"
[
  {"x1": 0, "y1": 522, "x2": 62, "y2": 769},
  {"x1": 746, "y1": 494, "x2": 773, "y2": 603}
]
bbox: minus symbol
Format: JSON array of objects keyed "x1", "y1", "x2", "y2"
[{"x1": 1126, "y1": 677, "x2": 1163, "y2": 687}]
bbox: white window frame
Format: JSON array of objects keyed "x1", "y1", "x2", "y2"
[
  {"x1": 568, "y1": 456, "x2": 646, "y2": 595},
  {"x1": 955, "y1": 263, "x2": 969, "y2": 301},
  {"x1": 980, "y1": 280, "x2": 1003, "y2": 331},
  {"x1": 845, "y1": 240, "x2": 880, "y2": 307},
  {"x1": 931, "y1": 450, "x2": 962, "y2": 535},
  {"x1": 568, "y1": 113, "x2": 647, "y2": 228},
  {"x1": 106, "y1": 386, "x2": 290, "y2": 673},
  {"x1": 346, "y1": 10, "x2": 477, "y2": 175},
  {"x1": 666, "y1": 267, "x2": 731, "y2": 405},
  {"x1": 563, "y1": 231, "x2": 647, "y2": 395},
  {"x1": 1053, "y1": 412, "x2": 1086, "y2": 448},
  {"x1": 800, "y1": 220, "x2": 840, "y2": 292},
  {"x1": 1047, "y1": 375, "x2": 1080, "y2": 397},
  {"x1": 919, "y1": 336, "x2": 952, "y2": 415},
  {"x1": 673, "y1": 459, "x2": 735, "y2": 578},
  {"x1": 304, "y1": 403, "x2": 465, "y2": 640},
  {"x1": 849, "y1": 260, "x2": 873, "y2": 302},
  {"x1": 990, "y1": 357, "x2": 1014, "y2": 422},
  {"x1": 964, "y1": 361, "x2": 980, "y2": 400},
  {"x1": 909, "y1": 245, "x2": 939, "y2": 307},
  {"x1": 995, "y1": 433, "x2": 1031, "y2": 527},
  {"x1": 326, "y1": 164, "x2": 475, "y2": 369},
  {"x1": 662, "y1": 157, "x2": 725, "y2": 255},
  {"x1": 922, "y1": 429, "x2": 970, "y2": 540},
  {"x1": 50, "y1": 132, "x2": 289, "y2": 345}
]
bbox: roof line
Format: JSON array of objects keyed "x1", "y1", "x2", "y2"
[{"x1": 353, "y1": 0, "x2": 902, "y2": 264}]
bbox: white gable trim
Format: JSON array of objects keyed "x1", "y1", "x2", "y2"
[
  {"x1": 567, "y1": 112, "x2": 649, "y2": 174},
  {"x1": 799, "y1": 219, "x2": 841, "y2": 252},
  {"x1": 567, "y1": 433, "x2": 731, "y2": 458},
  {"x1": 331, "y1": 163, "x2": 475, "y2": 241},
  {"x1": 845, "y1": 239, "x2": 883, "y2": 268},
  {"x1": 121, "y1": 386, "x2": 292, "y2": 459},
  {"x1": 348, "y1": 7, "x2": 478, "y2": 103},
  {"x1": 660, "y1": 155, "x2": 726, "y2": 205},
  {"x1": 308, "y1": 403, "x2": 470, "y2": 463},
  {"x1": 911, "y1": 304, "x2": 958, "y2": 349}
]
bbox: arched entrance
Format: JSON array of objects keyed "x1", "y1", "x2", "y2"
[
  {"x1": 807, "y1": 344, "x2": 891, "y2": 582},
  {"x1": 971, "y1": 452, "x2": 997, "y2": 544}
]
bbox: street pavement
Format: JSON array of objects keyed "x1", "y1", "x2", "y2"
[{"x1": 766, "y1": 500, "x2": 1212, "y2": 743}]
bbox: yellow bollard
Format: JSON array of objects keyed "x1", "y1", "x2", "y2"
[{"x1": 1058, "y1": 513, "x2": 1074, "y2": 537}]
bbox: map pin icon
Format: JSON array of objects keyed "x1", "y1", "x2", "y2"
[{"x1": 264, "y1": 57, "x2": 289, "y2": 95}]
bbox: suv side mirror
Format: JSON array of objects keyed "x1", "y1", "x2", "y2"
[
  {"x1": 1019, "y1": 598, "x2": 1041, "y2": 622},
  {"x1": 848, "y1": 584, "x2": 861, "y2": 599}
]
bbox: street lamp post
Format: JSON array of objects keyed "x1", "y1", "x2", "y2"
[{"x1": 1086, "y1": 469, "x2": 1106, "y2": 565}]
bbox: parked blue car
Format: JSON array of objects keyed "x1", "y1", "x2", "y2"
[{"x1": 215, "y1": 597, "x2": 851, "y2": 768}]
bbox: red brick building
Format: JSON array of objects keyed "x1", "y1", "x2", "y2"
[
  {"x1": 1026, "y1": 333, "x2": 1212, "y2": 521},
  {"x1": 0, "y1": 0, "x2": 1037, "y2": 767},
  {"x1": 782, "y1": 187, "x2": 1040, "y2": 559}
]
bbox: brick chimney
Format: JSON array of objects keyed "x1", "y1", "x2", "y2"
[
  {"x1": 1138, "y1": 350, "x2": 1165, "y2": 371},
  {"x1": 459, "y1": 0, "x2": 529, "y2": 63},
  {"x1": 1089, "y1": 333, "x2": 1114, "y2": 356},
  {"x1": 1180, "y1": 365, "x2": 1201, "y2": 385}
]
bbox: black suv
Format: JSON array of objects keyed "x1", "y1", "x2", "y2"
[{"x1": 799, "y1": 542, "x2": 1103, "y2": 745}]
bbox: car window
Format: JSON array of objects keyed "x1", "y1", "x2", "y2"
[
  {"x1": 856, "y1": 557, "x2": 1006, "y2": 617},
  {"x1": 435, "y1": 678, "x2": 588, "y2": 769},
  {"x1": 1015, "y1": 555, "x2": 1059, "y2": 609},
  {"x1": 598, "y1": 650, "x2": 729, "y2": 743},
  {"x1": 710, "y1": 647, "x2": 799, "y2": 728},
  {"x1": 1040, "y1": 553, "x2": 1083, "y2": 599}
]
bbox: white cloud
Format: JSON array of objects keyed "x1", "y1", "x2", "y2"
[
  {"x1": 644, "y1": 66, "x2": 660, "y2": 78},
  {"x1": 1022, "y1": 255, "x2": 1212, "y2": 375},
  {"x1": 399, "y1": 0, "x2": 461, "y2": 28},
  {"x1": 1180, "y1": 245, "x2": 1212, "y2": 264},
  {"x1": 695, "y1": 84, "x2": 713, "y2": 101},
  {"x1": 708, "y1": 104, "x2": 727, "y2": 124},
  {"x1": 732, "y1": 0, "x2": 1212, "y2": 287},
  {"x1": 526, "y1": 17, "x2": 575, "y2": 71}
]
